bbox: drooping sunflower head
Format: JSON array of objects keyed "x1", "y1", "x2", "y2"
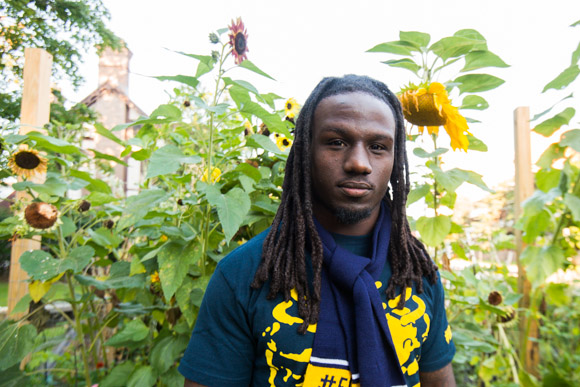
[
  {"x1": 24, "y1": 202, "x2": 58, "y2": 230},
  {"x1": 399, "y1": 82, "x2": 470, "y2": 151},
  {"x1": 284, "y1": 98, "x2": 300, "y2": 119},
  {"x1": 228, "y1": 17, "x2": 249, "y2": 65},
  {"x1": 8, "y1": 144, "x2": 47, "y2": 178}
]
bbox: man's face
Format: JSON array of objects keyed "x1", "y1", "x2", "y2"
[{"x1": 310, "y1": 92, "x2": 396, "y2": 235}]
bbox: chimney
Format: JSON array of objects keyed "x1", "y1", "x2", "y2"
[{"x1": 98, "y1": 44, "x2": 131, "y2": 94}]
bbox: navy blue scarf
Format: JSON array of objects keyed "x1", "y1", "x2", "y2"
[{"x1": 304, "y1": 203, "x2": 406, "y2": 387}]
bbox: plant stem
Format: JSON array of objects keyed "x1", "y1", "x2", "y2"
[{"x1": 66, "y1": 272, "x2": 91, "y2": 386}]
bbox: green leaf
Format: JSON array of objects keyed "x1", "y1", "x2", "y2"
[
  {"x1": 461, "y1": 170, "x2": 493, "y2": 192},
  {"x1": 454, "y1": 29, "x2": 488, "y2": 50},
  {"x1": 536, "y1": 168, "x2": 561, "y2": 192},
  {"x1": 533, "y1": 107, "x2": 575, "y2": 137},
  {"x1": 416, "y1": 216, "x2": 452, "y2": 247},
  {"x1": 129, "y1": 256, "x2": 146, "y2": 276},
  {"x1": 20, "y1": 250, "x2": 71, "y2": 281},
  {"x1": 150, "y1": 336, "x2": 188, "y2": 375},
  {"x1": 86, "y1": 192, "x2": 118, "y2": 206},
  {"x1": 27, "y1": 132, "x2": 80, "y2": 154},
  {"x1": 536, "y1": 143, "x2": 565, "y2": 168},
  {"x1": 158, "y1": 242, "x2": 195, "y2": 300},
  {"x1": 530, "y1": 93, "x2": 574, "y2": 121},
  {"x1": 160, "y1": 367, "x2": 185, "y2": 387},
  {"x1": 367, "y1": 41, "x2": 414, "y2": 56},
  {"x1": 173, "y1": 52, "x2": 215, "y2": 78},
  {"x1": 522, "y1": 209, "x2": 552, "y2": 244},
  {"x1": 413, "y1": 147, "x2": 448, "y2": 158},
  {"x1": 99, "y1": 361, "x2": 135, "y2": 387},
  {"x1": 238, "y1": 101, "x2": 288, "y2": 135},
  {"x1": 460, "y1": 95, "x2": 489, "y2": 110},
  {"x1": 381, "y1": 58, "x2": 420, "y2": 74},
  {"x1": 542, "y1": 65, "x2": 580, "y2": 92},
  {"x1": 234, "y1": 162, "x2": 262, "y2": 182},
  {"x1": 407, "y1": 184, "x2": 430, "y2": 205},
  {"x1": 205, "y1": 186, "x2": 251, "y2": 242},
  {"x1": 461, "y1": 50, "x2": 509, "y2": 72},
  {"x1": 105, "y1": 319, "x2": 149, "y2": 347},
  {"x1": 400, "y1": 31, "x2": 430, "y2": 49},
  {"x1": 521, "y1": 245, "x2": 564, "y2": 286},
  {"x1": 222, "y1": 77, "x2": 259, "y2": 95},
  {"x1": 95, "y1": 123, "x2": 126, "y2": 146},
  {"x1": 246, "y1": 134, "x2": 285, "y2": 156},
  {"x1": 70, "y1": 169, "x2": 112, "y2": 194},
  {"x1": 127, "y1": 365, "x2": 156, "y2": 387},
  {"x1": 146, "y1": 145, "x2": 201, "y2": 179},
  {"x1": 117, "y1": 189, "x2": 169, "y2": 230},
  {"x1": 175, "y1": 276, "x2": 197, "y2": 327},
  {"x1": 75, "y1": 274, "x2": 144, "y2": 290},
  {"x1": 559, "y1": 128, "x2": 580, "y2": 152},
  {"x1": 67, "y1": 246, "x2": 94, "y2": 273},
  {"x1": 466, "y1": 134, "x2": 488, "y2": 152},
  {"x1": 89, "y1": 149, "x2": 128, "y2": 166},
  {"x1": 238, "y1": 60, "x2": 275, "y2": 80},
  {"x1": 564, "y1": 193, "x2": 580, "y2": 222},
  {"x1": 0, "y1": 322, "x2": 36, "y2": 371},
  {"x1": 150, "y1": 104, "x2": 182, "y2": 121},
  {"x1": 88, "y1": 227, "x2": 123, "y2": 249},
  {"x1": 154, "y1": 74, "x2": 200, "y2": 89},
  {"x1": 454, "y1": 74, "x2": 505, "y2": 94},
  {"x1": 430, "y1": 36, "x2": 483, "y2": 61},
  {"x1": 12, "y1": 176, "x2": 67, "y2": 197}
]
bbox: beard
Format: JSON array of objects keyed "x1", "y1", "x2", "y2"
[{"x1": 334, "y1": 206, "x2": 374, "y2": 225}]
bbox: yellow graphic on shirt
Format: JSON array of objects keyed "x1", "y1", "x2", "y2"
[
  {"x1": 377, "y1": 283, "x2": 430, "y2": 378},
  {"x1": 262, "y1": 289, "x2": 316, "y2": 386},
  {"x1": 445, "y1": 324, "x2": 453, "y2": 344},
  {"x1": 302, "y1": 364, "x2": 359, "y2": 387}
]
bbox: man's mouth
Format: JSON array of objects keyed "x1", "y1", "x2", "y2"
[{"x1": 338, "y1": 181, "x2": 372, "y2": 197}]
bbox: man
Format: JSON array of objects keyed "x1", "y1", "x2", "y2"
[{"x1": 179, "y1": 75, "x2": 456, "y2": 387}]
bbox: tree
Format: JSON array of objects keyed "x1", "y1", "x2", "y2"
[{"x1": 0, "y1": 0, "x2": 121, "y2": 121}]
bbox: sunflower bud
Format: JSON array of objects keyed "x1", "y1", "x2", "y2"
[
  {"x1": 177, "y1": 199, "x2": 184, "y2": 206},
  {"x1": 259, "y1": 123, "x2": 270, "y2": 137},
  {"x1": 211, "y1": 50, "x2": 220, "y2": 62},
  {"x1": 104, "y1": 219, "x2": 114, "y2": 229},
  {"x1": 209, "y1": 32, "x2": 219, "y2": 44},
  {"x1": 488, "y1": 291, "x2": 503, "y2": 306},
  {"x1": 24, "y1": 202, "x2": 58, "y2": 229},
  {"x1": 78, "y1": 200, "x2": 91, "y2": 212},
  {"x1": 183, "y1": 100, "x2": 191, "y2": 107}
]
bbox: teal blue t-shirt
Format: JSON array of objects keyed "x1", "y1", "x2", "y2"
[{"x1": 178, "y1": 229, "x2": 455, "y2": 387}]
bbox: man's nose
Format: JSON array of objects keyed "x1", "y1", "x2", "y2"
[{"x1": 344, "y1": 145, "x2": 372, "y2": 174}]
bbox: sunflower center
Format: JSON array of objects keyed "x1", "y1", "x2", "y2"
[
  {"x1": 15, "y1": 151, "x2": 41, "y2": 169},
  {"x1": 234, "y1": 33, "x2": 246, "y2": 54},
  {"x1": 282, "y1": 139, "x2": 290, "y2": 146},
  {"x1": 286, "y1": 103, "x2": 292, "y2": 110}
]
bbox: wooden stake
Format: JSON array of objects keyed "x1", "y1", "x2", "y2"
[
  {"x1": 7, "y1": 48, "x2": 52, "y2": 316},
  {"x1": 513, "y1": 106, "x2": 539, "y2": 376}
]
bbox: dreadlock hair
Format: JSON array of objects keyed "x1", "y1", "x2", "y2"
[{"x1": 251, "y1": 74, "x2": 438, "y2": 334}]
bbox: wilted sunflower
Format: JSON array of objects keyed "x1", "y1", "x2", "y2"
[
  {"x1": 8, "y1": 144, "x2": 47, "y2": 178},
  {"x1": 228, "y1": 17, "x2": 249, "y2": 65},
  {"x1": 274, "y1": 133, "x2": 293, "y2": 152},
  {"x1": 284, "y1": 98, "x2": 300, "y2": 119},
  {"x1": 399, "y1": 82, "x2": 470, "y2": 151},
  {"x1": 24, "y1": 202, "x2": 58, "y2": 230}
]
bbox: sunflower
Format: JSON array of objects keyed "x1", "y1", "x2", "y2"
[
  {"x1": 228, "y1": 17, "x2": 249, "y2": 65},
  {"x1": 399, "y1": 82, "x2": 470, "y2": 151},
  {"x1": 202, "y1": 167, "x2": 222, "y2": 183},
  {"x1": 284, "y1": 98, "x2": 300, "y2": 119},
  {"x1": 24, "y1": 202, "x2": 58, "y2": 230},
  {"x1": 274, "y1": 133, "x2": 293, "y2": 152},
  {"x1": 150, "y1": 271, "x2": 160, "y2": 283},
  {"x1": 8, "y1": 144, "x2": 47, "y2": 178}
]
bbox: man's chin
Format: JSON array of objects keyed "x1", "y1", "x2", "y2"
[{"x1": 334, "y1": 207, "x2": 373, "y2": 225}]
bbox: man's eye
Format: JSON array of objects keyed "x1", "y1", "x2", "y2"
[
  {"x1": 370, "y1": 144, "x2": 387, "y2": 151},
  {"x1": 329, "y1": 140, "x2": 346, "y2": 147}
]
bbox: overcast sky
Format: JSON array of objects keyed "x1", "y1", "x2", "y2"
[{"x1": 66, "y1": 0, "x2": 580, "y2": 201}]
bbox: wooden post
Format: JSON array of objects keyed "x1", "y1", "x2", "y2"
[
  {"x1": 513, "y1": 106, "x2": 539, "y2": 376},
  {"x1": 7, "y1": 48, "x2": 52, "y2": 316}
]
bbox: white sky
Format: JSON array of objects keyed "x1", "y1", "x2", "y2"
[{"x1": 66, "y1": 0, "x2": 580, "y2": 201}]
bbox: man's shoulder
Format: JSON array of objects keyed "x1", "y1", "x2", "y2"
[{"x1": 217, "y1": 227, "x2": 271, "y2": 277}]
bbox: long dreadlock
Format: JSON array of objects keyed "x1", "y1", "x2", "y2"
[{"x1": 251, "y1": 74, "x2": 438, "y2": 334}]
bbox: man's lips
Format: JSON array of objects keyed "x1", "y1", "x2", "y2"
[{"x1": 338, "y1": 181, "x2": 373, "y2": 197}]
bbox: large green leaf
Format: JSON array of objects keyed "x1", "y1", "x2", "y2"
[
  {"x1": 150, "y1": 335, "x2": 188, "y2": 375},
  {"x1": 150, "y1": 104, "x2": 182, "y2": 121},
  {"x1": 238, "y1": 60, "x2": 275, "y2": 80},
  {"x1": 399, "y1": 31, "x2": 430, "y2": 49},
  {"x1": 158, "y1": 241, "x2": 196, "y2": 300},
  {"x1": 536, "y1": 143, "x2": 565, "y2": 168},
  {"x1": 533, "y1": 108, "x2": 575, "y2": 137},
  {"x1": 12, "y1": 176, "x2": 68, "y2": 197},
  {"x1": 105, "y1": 319, "x2": 149, "y2": 347},
  {"x1": 522, "y1": 209, "x2": 552, "y2": 244},
  {"x1": 160, "y1": 367, "x2": 185, "y2": 387},
  {"x1": 239, "y1": 101, "x2": 288, "y2": 135},
  {"x1": 466, "y1": 134, "x2": 488, "y2": 152},
  {"x1": 128, "y1": 365, "x2": 156, "y2": 387},
  {"x1": 381, "y1": 58, "x2": 420, "y2": 74},
  {"x1": 416, "y1": 216, "x2": 452, "y2": 247},
  {"x1": 205, "y1": 186, "x2": 251, "y2": 242},
  {"x1": 67, "y1": 246, "x2": 95, "y2": 273},
  {"x1": 536, "y1": 168, "x2": 562, "y2": 193},
  {"x1": 20, "y1": 250, "x2": 73, "y2": 281},
  {"x1": 559, "y1": 128, "x2": 580, "y2": 152},
  {"x1": 95, "y1": 123, "x2": 126, "y2": 146},
  {"x1": 75, "y1": 274, "x2": 144, "y2": 290},
  {"x1": 27, "y1": 132, "x2": 81, "y2": 154},
  {"x1": 531, "y1": 93, "x2": 574, "y2": 121},
  {"x1": 430, "y1": 36, "x2": 483, "y2": 61},
  {"x1": 413, "y1": 147, "x2": 448, "y2": 158},
  {"x1": 460, "y1": 95, "x2": 489, "y2": 110},
  {"x1": 90, "y1": 149, "x2": 128, "y2": 166},
  {"x1": 175, "y1": 276, "x2": 197, "y2": 327},
  {"x1": 117, "y1": 189, "x2": 169, "y2": 230},
  {"x1": 222, "y1": 77, "x2": 259, "y2": 95},
  {"x1": 542, "y1": 65, "x2": 580, "y2": 92},
  {"x1": 70, "y1": 169, "x2": 112, "y2": 194},
  {"x1": 154, "y1": 74, "x2": 200, "y2": 89},
  {"x1": 521, "y1": 245, "x2": 564, "y2": 286},
  {"x1": 454, "y1": 29, "x2": 488, "y2": 50},
  {"x1": 0, "y1": 322, "x2": 36, "y2": 371},
  {"x1": 146, "y1": 144, "x2": 201, "y2": 179},
  {"x1": 454, "y1": 74, "x2": 505, "y2": 94},
  {"x1": 564, "y1": 193, "x2": 580, "y2": 222},
  {"x1": 407, "y1": 184, "x2": 430, "y2": 205},
  {"x1": 88, "y1": 228, "x2": 123, "y2": 249},
  {"x1": 99, "y1": 361, "x2": 135, "y2": 387},
  {"x1": 367, "y1": 41, "x2": 414, "y2": 56},
  {"x1": 461, "y1": 50, "x2": 509, "y2": 72},
  {"x1": 246, "y1": 134, "x2": 285, "y2": 156}
]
